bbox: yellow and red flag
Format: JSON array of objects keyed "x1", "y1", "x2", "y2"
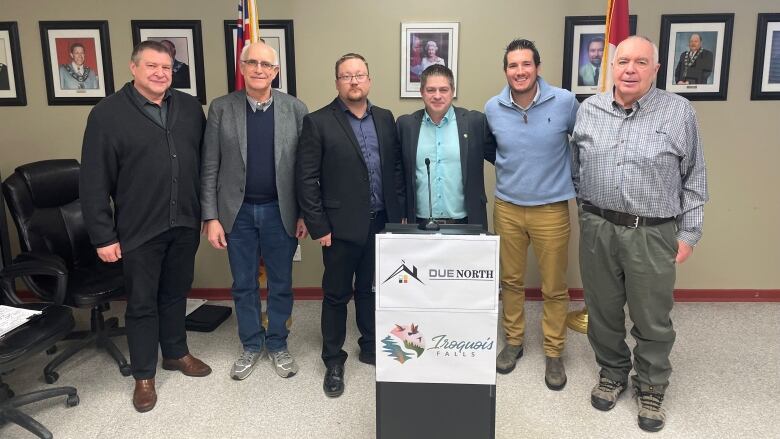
[
  {"x1": 235, "y1": 0, "x2": 260, "y2": 90},
  {"x1": 599, "y1": 0, "x2": 630, "y2": 92}
]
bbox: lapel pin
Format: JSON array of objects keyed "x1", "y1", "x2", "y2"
[{"x1": 463, "y1": 133, "x2": 468, "y2": 138}]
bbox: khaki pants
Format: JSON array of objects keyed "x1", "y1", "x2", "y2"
[{"x1": 494, "y1": 198, "x2": 570, "y2": 356}]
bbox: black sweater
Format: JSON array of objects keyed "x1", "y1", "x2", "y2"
[{"x1": 80, "y1": 82, "x2": 206, "y2": 253}]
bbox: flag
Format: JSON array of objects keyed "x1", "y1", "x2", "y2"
[
  {"x1": 235, "y1": 0, "x2": 260, "y2": 90},
  {"x1": 599, "y1": 0, "x2": 630, "y2": 92}
]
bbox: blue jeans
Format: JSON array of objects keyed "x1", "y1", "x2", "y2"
[{"x1": 227, "y1": 201, "x2": 297, "y2": 353}]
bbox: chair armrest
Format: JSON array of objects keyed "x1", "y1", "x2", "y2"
[{"x1": 1, "y1": 252, "x2": 68, "y2": 305}]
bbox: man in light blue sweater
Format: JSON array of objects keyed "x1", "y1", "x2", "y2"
[{"x1": 484, "y1": 39, "x2": 579, "y2": 390}]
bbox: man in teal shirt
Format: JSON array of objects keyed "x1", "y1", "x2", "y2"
[{"x1": 397, "y1": 64, "x2": 494, "y2": 228}]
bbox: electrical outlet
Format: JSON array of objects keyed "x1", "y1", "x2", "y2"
[{"x1": 293, "y1": 244, "x2": 302, "y2": 261}]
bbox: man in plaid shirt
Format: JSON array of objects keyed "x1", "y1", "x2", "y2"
[{"x1": 571, "y1": 36, "x2": 708, "y2": 433}]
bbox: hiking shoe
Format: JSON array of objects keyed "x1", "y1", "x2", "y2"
[
  {"x1": 544, "y1": 356, "x2": 567, "y2": 390},
  {"x1": 591, "y1": 375, "x2": 626, "y2": 411},
  {"x1": 496, "y1": 344, "x2": 524, "y2": 374},
  {"x1": 230, "y1": 350, "x2": 264, "y2": 380},
  {"x1": 635, "y1": 388, "x2": 666, "y2": 432},
  {"x1": 270, "y1": 349, "x2": 299, "y2": 378}
]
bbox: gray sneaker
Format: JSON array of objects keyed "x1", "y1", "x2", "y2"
[
  {"x1": 230, "y1": 350, "x2": 264, "y2": 380},
  {"x1": 635, "y1": 387, "x2": 666, "y2": 432},
  {"x1": 270, "y1": 349, "x2": 299, "y2": 378},
  {"x1": 496, "y1": 343, "x2": 524, "y2": 374},
  {"x1": 591, "y1": 375, "x2": 626, "y2": 411}
]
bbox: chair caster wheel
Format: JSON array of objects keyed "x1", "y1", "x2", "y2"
[
  {"x1": 66, "y1": 394, "x2": 80, "y2": 407},
  {"x1": 46, "y1": 345, "x2": 58, "y2": 355},
  {"x1": 120, "y1": 365, "x2": 132, "y2": 376},
  {"x1": 44, "y1": 372, "x2": 59, "y2": 384}
]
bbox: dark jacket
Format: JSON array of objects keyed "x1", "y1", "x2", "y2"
[
  {"x1": 674, "y1": 49, "x2": 714, "y2": 84},
  {"x1": 80, "y1": 82, "x2": 206, "y2": 252},
  {"x1": 397, "y1": 106, "x2": 495, "y2": 229},
  {"x1": 296, "y1": 98, "x2": 404, "y2": 245}
]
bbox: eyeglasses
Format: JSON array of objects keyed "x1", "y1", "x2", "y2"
[
  {"x1": 241, "y1": 59, "x2": 278, "y2": 71},
  {"x1": 336, "y1": 73, "x2": 369, "y2": 83}
]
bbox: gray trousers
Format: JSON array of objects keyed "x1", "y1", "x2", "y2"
[{"x1": 579, "y1": 210, "x2": 677, "y2": 394}]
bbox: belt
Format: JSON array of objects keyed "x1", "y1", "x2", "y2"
[
  {"x1": 581, "y1": 203, "x2": 674, "y2": 228},
  {"x1": 369, "y1": 210, "x2": 385, "y2": 220},
  {"x1": 416, "y1": 217, "x2": 468, "y2": 225}
]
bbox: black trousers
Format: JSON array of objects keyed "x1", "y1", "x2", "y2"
[
  {"x1": 320, "y1": 211, "x2": 386, "y2": 366},
  {"x1": 122, "y1": 227, "x2": 200, "y2": 379}
]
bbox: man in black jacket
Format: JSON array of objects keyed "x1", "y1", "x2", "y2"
[
  {"x1": 296, "y1": 53, "x2": 404, "y2": 398},
  {"x1": 397, "y1": 64, "x2": 494, "y2": 228},
  {"x1": 80, "y1": 40, "x2": 211, "y2": 413}
]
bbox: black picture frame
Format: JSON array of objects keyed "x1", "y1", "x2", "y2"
[
  {"x1": 750, "y1": 13, "x2": 780, "y2": 100},
  {"x1": 131, "y1": 20, "x2": 207, "y2": 104},
  {"x1": 657, "y1": 13, "x2": 734, "y2": 101},
  {"x1": 39, "y1": 20, "x2": 114, "y2": 105},
  {"x1": 562, "y1": 15, "x2": 637, "y2": 101},
  {"x1": 0, "y1": 22, "x2": 27, "y2": 106},
  {"x1": 223, "y1": 19, "x2": 296, "y2": 96}
]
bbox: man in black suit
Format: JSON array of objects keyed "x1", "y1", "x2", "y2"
[
  {"x1": 297, "y1": 53, "x2": 404, "y2": 398},
  {"x1": 0, "y1": 60, "x2": 9, "y2": 90},
  {"x1": 397, "y1": 64, "x2": 495, "y2": 228},
  {"x1": 160, "y1": 39, "x2": 190, "y2": 89},
  {"x1": 674, "y1": 33, "x2": 714, "y2": 85}
]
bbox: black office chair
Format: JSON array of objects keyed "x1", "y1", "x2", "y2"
[
  {"x1": 0, "y1": 168, "x2": 79, "y2": 439},
  {"x1": 2, "y1": 159, "x2": 130, "y2": 383}
]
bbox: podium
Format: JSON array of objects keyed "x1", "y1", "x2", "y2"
[{"x1": 375, "y1": 224, "x2": 499, "y2": 439}]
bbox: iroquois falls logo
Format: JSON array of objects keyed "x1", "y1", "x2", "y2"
[
  {"x1": 382, "y1": 323, "x2": 425, "y2": 364},
  {"x1": 382, "y1": 259, "x2": 424, "y2": 285}
]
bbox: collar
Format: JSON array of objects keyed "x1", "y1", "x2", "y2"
[
  {"x1": 498, "y1": 76, "x2": 553, "y2": 110},
  {"x1": 71, "y1": 62, "x2": 85, "y2": 72},
  {"x1": 246, "y1": 93, "x2": 273, "y2": 112},
  {"x1": 423, "y1": 105, "x2": 455, "y2": 127},
  {"x1": 337, "y1": 97, "x2": 373, "y2": 118},
  {"x1": 510, "y1": 82, "x2": 541, "y2": 111},
  {"x1": 129, "y1": 81, "x2": 171, "y2": 107}
]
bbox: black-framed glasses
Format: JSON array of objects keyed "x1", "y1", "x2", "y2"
[
  {"x1": 241, "y1": 59, "x2": 278, "y2": 71},
  {"x1": 336, "y1": 73, "x2": 369, "y2": 83}
]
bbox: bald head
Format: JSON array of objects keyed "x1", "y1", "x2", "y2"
[{"x1": 612, "y1": 36, "x2": 661, "y2": 107}]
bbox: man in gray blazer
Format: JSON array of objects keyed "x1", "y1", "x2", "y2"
[
  {"x1": 201, "y1": 41, "x2": 308, "y2": 380},
  {"x1": 397, "y1": 64, "x2": 495, "y2": 229}
]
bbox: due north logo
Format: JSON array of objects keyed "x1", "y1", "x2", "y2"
[
  {"x1": 382, "y1": 259, "x2": 424, "y2": 285},
  {"x1": 428, "y1": 268, "x2": 495, "y2": 280}
]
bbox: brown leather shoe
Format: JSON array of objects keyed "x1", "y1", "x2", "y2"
[
  {"x1": 133, "y1": 378, "x2": 157, "y2": 413},
  {"x1": 161, "y1": 353, "x2": 212, "y2": 377}
]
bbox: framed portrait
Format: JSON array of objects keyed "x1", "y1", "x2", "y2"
[
  {"x1": 657, "y1": 14, "x2": 734, "y2": 101},
  {"x1": 0, "y1": 22, "x2": 26, "y2": 106},
  {"x1": 400, "y1": 22, "x2": 459, "y2": 98},
  {"x1": 223, "y1": 19, "x2": 297, "y2": 96},
  {"x1": 39, "y1": 21, "x2": 114, "y2": 105},
  {"x1": 561, "y1": 15, "x2": 638, "y2": 101},
  {"x1": 131, "y1": 20, "x2": 206, "y2": 104},
  {"x1": 750, "y1": 13, "x2": 780, "y2": 100}
]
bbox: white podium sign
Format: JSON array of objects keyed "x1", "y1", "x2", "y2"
[{"x1": 375, "y1": 233, "x2": 499, "y2": 385}]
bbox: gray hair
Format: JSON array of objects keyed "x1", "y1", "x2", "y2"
[
  {"x1": 239, "y1": 41, "x2": 279, "y2": 65},
  {"x1": 616, "y1": 35, "x2": 659, "y2": 65}
]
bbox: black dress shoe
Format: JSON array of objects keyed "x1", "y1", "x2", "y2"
[
  {"x1": 323, "y1": 364, "x2": 345, "y2": 398},
  {"x1": 358, "y1": 351, "x2": 376, "y2": 365}
]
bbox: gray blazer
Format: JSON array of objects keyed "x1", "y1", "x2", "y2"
[{"x1": 201, "y1": 89, "x2": 308, "y2": 236}]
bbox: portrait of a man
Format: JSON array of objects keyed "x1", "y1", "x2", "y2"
[
  {"x1": 674, "y1": 32, "x2": 714, "y2": 85},
  {"x1": 578, "y1": 35, "x2": 604, "y2": 86},
  {"x1": 0, "y1": 42, "x2": 9, "y2": 91},
  {"x1": 769, "y1": 30, "x2": 780, "y2": 84},
  {"x1": 158, "y1": 38, "x2": 191, "y2": 89},
  {"x1": 58, "y1": 41, "x2": 99, "y2": 90}
]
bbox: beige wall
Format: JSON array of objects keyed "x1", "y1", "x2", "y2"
[{"x1": 1, "y1": 0, "x2": 778, "y2": 290}]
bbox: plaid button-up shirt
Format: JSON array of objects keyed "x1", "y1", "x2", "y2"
[{"x1": 571, "y1": 86, "x2": 708, "y2": 246}]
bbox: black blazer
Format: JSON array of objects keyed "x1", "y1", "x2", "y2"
[
  {"x1": 296, "y1": 98, "x2": 404, "y2": 245},
  {"x1": 674, "y1": 49, "x2": 714, "y2": 84},
  {"x1": 397, "y1": 106, "x2": 495, "y2": 229}
]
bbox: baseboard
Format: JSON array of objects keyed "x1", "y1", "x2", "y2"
[
  {"x1": 187, "y1": 288, "x2": 780, "y2": 302},
  {"x1": 13, "y1": 288, "x2": 779, "y2": 303}
]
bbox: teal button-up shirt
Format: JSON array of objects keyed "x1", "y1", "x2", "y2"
[{"x1": 415, "y1": 106, "x2": 466, "y2": 219}]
